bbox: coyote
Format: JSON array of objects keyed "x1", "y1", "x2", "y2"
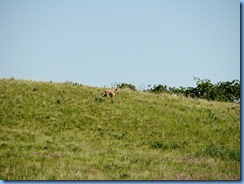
[{"x1": 101, "y1": 88, "x2": 119, "y2": 98}]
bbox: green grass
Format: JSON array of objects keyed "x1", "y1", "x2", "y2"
[{"x1": 0, "y1": 78, "x2": 240, "y2": 180}]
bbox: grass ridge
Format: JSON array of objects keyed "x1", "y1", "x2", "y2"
[{"x1": 0, "y1": 78, "x2": 240, "y2": 180}]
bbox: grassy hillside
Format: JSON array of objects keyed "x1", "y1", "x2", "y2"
[{"x1": 0, "y1": 78, "x2": 240, "y2": 180}]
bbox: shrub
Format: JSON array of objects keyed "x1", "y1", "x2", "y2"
[
  {"x1": 146, "y1": 77, "x2": 240, "y2": 103},
  {"x1": 117, "y1": 83, "x2": 136, "y2": 91},
  {"x1": 147, "y1": 84, "x2": 168, "y2": 93}
]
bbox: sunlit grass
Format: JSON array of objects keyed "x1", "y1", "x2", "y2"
[{"x1": 0, "y1": 78, "x2": 240, "y2": 180}]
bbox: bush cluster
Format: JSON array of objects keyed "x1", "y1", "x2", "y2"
[
  {"x1": 117, "y1": 83, "x2": 136, "y2": 91},
  {"x1": 146, "y1": 77, "x2": 240, "y2": 103}
]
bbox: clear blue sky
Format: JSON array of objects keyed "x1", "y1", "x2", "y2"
[{"x1": 0, "y1": 0, "x2": 240, "y2": 89}]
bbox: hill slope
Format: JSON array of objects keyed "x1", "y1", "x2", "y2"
[{"x1": 0, "y1": 78, "x2": 240, "y2": 180}]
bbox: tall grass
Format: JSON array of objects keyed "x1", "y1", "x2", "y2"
[{"x1": 0, "y1": 78, "x2": 240, "y2": 180}]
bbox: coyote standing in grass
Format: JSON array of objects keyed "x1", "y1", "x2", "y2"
[{"x1": 101, "y1": 88, "x2": 119, "y2": 98}]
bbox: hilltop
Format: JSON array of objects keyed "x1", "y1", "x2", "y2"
[{"x1": 0, "y1": 78, "x2": 240, "y2": 180}]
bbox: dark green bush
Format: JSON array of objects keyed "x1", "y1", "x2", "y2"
[
  {"x1": 146, "y1": 77, "x2": 240, "y2": 103},
  {"x1": 117, "y1": 83, "x2": 136, "y2": 91}
]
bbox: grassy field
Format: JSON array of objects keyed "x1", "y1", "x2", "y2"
[{"x1": 0, "y1": 78, "x2": 240, "y2": 180}]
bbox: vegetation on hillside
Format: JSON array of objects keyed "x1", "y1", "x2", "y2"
[
  {"x1": 146, "y1": 77, "x2": 240, "y2": 103},
  {"x1": 0, "y1": 78, "x2": 240, "y2": 180}
]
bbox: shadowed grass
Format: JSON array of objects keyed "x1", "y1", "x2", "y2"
[{"x1": 0, "y1": 78, "x2": 240, "y2": 180}]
